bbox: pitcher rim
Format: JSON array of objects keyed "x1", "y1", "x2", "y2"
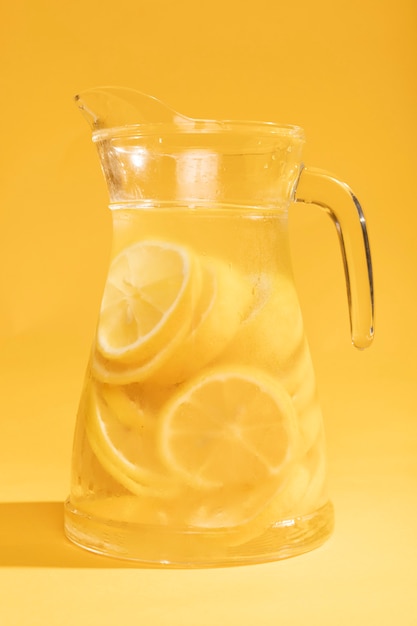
[{"x1": 91, "y1": 120, "x2": 306, "y2": 143}]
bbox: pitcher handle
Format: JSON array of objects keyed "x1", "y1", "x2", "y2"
[{"x1": 294, "y1": 166, "x2": 374, "y2": 350}]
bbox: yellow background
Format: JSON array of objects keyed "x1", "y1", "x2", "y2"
[{"x1": 1, "y1": 0, "x2": 416, "y2": 624}]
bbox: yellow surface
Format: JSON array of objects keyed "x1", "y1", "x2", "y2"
[{"x1": 1, "y1": 0, "x2": 416, "y2": 624}]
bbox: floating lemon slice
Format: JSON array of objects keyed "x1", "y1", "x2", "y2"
[
  {"x1": 157, "y1": 366, "x2": 299, "y2": 526},
  {"x1": 91, "y1": 324, "x2": 189, "y2": 385},
  {"x1": 227, "y1": 440, "x2": 328, "y2": 546},
  {"x1": 219, "y1": 271, "x2": 304, "y2": 371},
  {"x1": 75, "y1": 493, "x2": 173, "y2": 526},
  {"x1": 99, "y1": 384, "x2": 147, "y2": 428},
  {"x1": 150, "y1": 256, "x2": 252, "y2": 385},
  {"x1": 96, "y1": 240, "x2": 199, "y2": 364},
  {"x1": 226, "y1": 463, "x2": 311, "y2": 545},
  {"x1": 85, "y1": 383, "x2": 178, "y2": 498}
]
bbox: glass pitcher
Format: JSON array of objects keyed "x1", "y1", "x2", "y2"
[{"x1": 64, "y1": 88, "x2": 374, "y2": 566}]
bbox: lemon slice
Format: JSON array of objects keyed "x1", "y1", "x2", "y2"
[
  {"x1": 299, "y1": 446, "x2": 327, "y2": 512},
  {"x1": 150, "y1": 256, "x2": 252, "y2": 384},
  {"x1": 91, "y1": 320, "x2": 189, "y2": 385},
  {"x1": 280, "y1": 339, "x2": 316, "y2": 403},
  {"x1": 85, "y1": 383, "x2": 178, "y2": 497},
  {"x1": 99, "y1": 384, "x2": 146, "y2": 428},
  {"x1": 158, "y1": 366, "x2": 299, "y2": 526},
  {"x1": 228, "y1": 445, "x2": 327, "y2": 546},
  {"x1": 226, "y1": 463, "x2": 311, "y2": 546},
  {"x1": 76, "y1": 493, "x2": 173, "y2": 526},
  {"x1": 297, "y1": 399, "x2": 323, "y2": 456},
  {"x1": 220, "y1": 271, "x2": 304, "y2": 370},
  {"x1": 96, "y1": 240, "x2": 199, "y2": 364}
]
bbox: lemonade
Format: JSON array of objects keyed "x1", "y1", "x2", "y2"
[{"x1": 64, "y1": 204, "x2": 333, "y2": 565}]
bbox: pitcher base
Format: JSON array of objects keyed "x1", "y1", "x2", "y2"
[{"x1": 64, "y1": 499, "x2": 334, "y2": 567}]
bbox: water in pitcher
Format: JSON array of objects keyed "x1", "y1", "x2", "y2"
[{"x1": 66, "y1": 202, "x2": 332, "y2": 565}]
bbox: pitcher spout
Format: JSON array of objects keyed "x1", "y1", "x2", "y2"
[{"x1": 74, "y1": 86, "x2": 191, "y2": 134}]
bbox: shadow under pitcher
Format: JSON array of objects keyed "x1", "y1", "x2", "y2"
[{"x1": 64, "y1": 88, "x2": 374, "y2": 567}]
